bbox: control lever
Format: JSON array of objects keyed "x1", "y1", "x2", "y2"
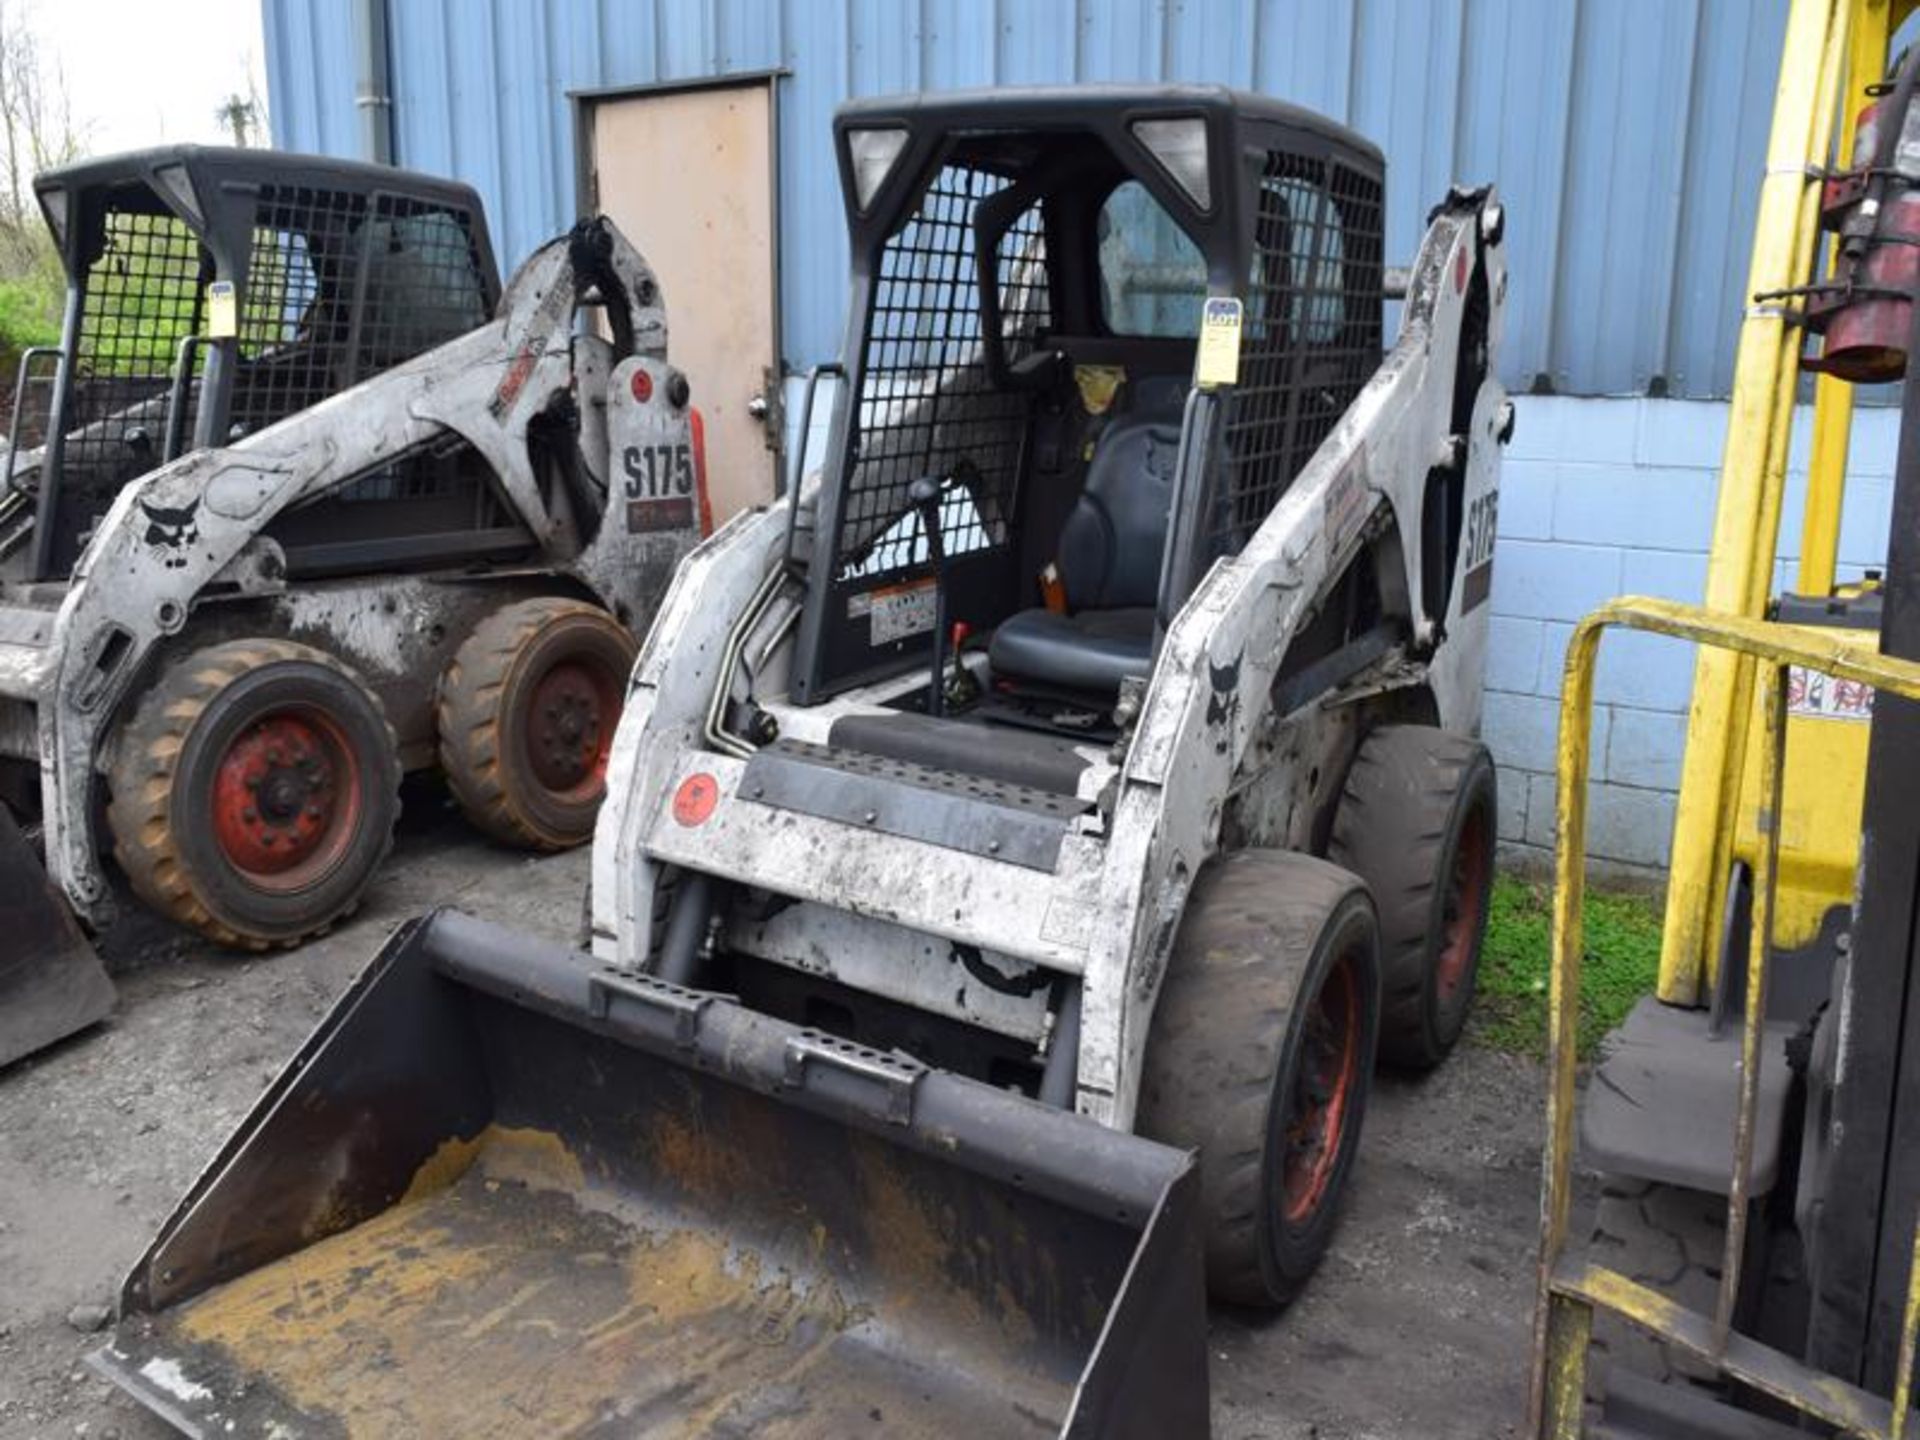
[{"x1": 907, "y1": 475, "x2": 951, "y2": 717}]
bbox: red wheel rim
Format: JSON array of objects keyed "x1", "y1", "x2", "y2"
[
  {"x1": 209, "y1": 708, "x2": 362, "y2": 893},
  {"x1": 522, "y1": 657, "x2": 621, "y2": 803},
  {"x1": 1281, "y1": 949, "x2": 1364, "y2": 1224},
  {"x1": 1435, "y1": 803, "x2": 1491, "y2": 1004}
]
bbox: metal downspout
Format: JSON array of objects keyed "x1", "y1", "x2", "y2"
[{"x1": 352, "y1": 0, "x2": 394, "y2": 166}]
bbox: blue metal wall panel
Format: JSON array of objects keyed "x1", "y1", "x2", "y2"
[
  {"x1": 1548, "y1": 0, "x2": 1704, "y2": 395},
  {"x1": 264, "y1": 0, "x2": 1794, "y2": 398},
  {"x1": 1452, "y1": 0, "x2": 1577, "y2": 392}
]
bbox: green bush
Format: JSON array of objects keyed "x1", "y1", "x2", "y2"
[{"x1": 0, "y1": 272, "x2": 62, "y2": 352}]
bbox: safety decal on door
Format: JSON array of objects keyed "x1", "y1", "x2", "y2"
[
  {"x1": 623, "y1": 442, "x2": 696, "y2": 532},
  {"x1": 849, "y1": 577, "x2": 938, "y2": 646}
]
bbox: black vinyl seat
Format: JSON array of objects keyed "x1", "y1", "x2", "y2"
[{"x1": 990, "y1": 376, "x2": 1185, "y2": 698}]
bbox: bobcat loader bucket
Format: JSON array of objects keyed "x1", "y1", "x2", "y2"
[
  {"x1": 91, "y1": 909, "x2": 1209, "y2": 1439},
  {"x1": 0, "y1": 805, "x2": 115, "y2": 1066}
]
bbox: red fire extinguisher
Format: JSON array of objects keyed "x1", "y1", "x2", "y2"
[{"x1": 1808, "y1": 52, "x2": 1920, "y2": 382}]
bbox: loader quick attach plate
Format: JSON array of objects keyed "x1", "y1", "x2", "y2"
[
  {"x1": 92, "y1": 911, "x2": 1208, "y2": 1439},
  {"x1": 741, "y1": 737, "x2": 1089, "y2": 872}
]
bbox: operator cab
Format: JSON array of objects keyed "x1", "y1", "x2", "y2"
[
  {"x1": 782, "y1": 87, "x2": 1388, "y2": 787},
  {"x1": 0, "y1": 147, "x2": 502, "y2": 583}
]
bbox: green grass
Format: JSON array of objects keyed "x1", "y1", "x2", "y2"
[{"x1": 1473, "y1": 872, "x2": 1663, "y2": 1058}]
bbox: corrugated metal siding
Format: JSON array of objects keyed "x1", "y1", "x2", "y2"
[{"x1": 263, "y1": 0, "x2": 1792, "y2": 398}]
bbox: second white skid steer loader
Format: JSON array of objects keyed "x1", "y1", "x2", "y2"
[
  {"x1": 93, "y1": 86, "x2": 1509, "y2": 1437},
  {"x1": 0, "y1": 147, "x2": 707, "y2": 1062}
]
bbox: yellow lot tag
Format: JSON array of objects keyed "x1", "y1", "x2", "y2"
[
  {"x1": 206, "y1": 281, "x2": 238, "y2": 339},
  {"x1": 1195, "y1": 296, "x2": 1242, "y2": 389}
]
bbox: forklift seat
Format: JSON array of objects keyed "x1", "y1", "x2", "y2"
[{"x1": 989, "y1": 377, "x2": 1184, "y2": 697}]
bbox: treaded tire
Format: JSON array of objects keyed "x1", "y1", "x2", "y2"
[
  {"x1": 105, "y1": 638, "x2": 400, "y2": 949},
  {"x1": 1587, "y1": 1179, "x2": 1727, "y2": 1391},
  {"x1": 1329, "y1": 725, "x2": 1496, "y2": 1070},
  {"x1": 1135, "y1": 850, "x2": 1381, "y2": 1309},
  {"x1": 438, "y1": 597, "x2": 636, "y2": 851}
]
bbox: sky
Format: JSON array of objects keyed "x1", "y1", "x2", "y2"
[{"x1": 32, "y1": 0, "x2": 269, "y2": 158}]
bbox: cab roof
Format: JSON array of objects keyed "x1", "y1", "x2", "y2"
[
  {"x1": 34, "y1": 144, "x2": 486, "y2": 215},
  {"x1": 835, "y1": 83, "x2": 1382, "y2": 168}
]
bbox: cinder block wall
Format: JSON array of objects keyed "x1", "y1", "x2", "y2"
[{"x1": 1488, "y1": 395, "x2": 1899, "y2": 873}]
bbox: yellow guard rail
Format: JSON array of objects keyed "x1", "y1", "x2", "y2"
[{"x1": 1530, "y1": 596, "x2": 1920, "y2": 1438}]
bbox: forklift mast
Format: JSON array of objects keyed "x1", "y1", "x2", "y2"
[{"x1": 1803, "y1": 287, "x2": 1920, "y2": 1390}]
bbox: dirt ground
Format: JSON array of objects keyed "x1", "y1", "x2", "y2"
[{"x1": 0, "y1": 791, "x2": 1550, "y2": 1439}]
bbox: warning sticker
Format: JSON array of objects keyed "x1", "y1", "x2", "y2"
[
  {"x1": 1194, "y1": 296, "x2": 1243, "y2": 389},
  {"x1": 851, "y1": 577, "x2": 938, "y2": 646},
  {"x1": 1789, "y1": 666, "x2": 1875, "y2": 722}
]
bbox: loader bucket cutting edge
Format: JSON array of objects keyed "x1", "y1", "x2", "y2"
[
  {"x1": 90, "y1": 909, "x2": 1210, "y2": 1439},
  {"x1": 0, "y1": 805, "x2": 115, "y2": 1067}
]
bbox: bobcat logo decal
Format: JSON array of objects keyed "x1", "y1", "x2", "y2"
[{"x1": 140, "y1": 498, "x2": 200, "y2": 569}]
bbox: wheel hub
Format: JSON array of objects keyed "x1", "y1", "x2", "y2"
[
  {"x1": 210, "y1": 712, "x2": 356, "y2": 886},
  {"x1": 1436, "y1": 805, "x2": 1491, "y2": 1004},
  {"x1": 525, "y1": 661, "x2": 613, "y2": 795},
  {"x1": 1281, "y1": 953, "x2": 1362, "y2": 1225}
]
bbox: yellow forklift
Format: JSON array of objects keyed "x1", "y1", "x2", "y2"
[{"x1": 1529, "y1": 0, "x2": 1920, "y2": 1433}]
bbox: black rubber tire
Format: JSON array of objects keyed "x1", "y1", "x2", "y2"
[
  {"x1": 438, "y1": 597, "x2": 637, "y2": 851},
  {"x1": 1135, "y1": 850, "x2": 1381, "y2": 1309},
  {"x1": 1329, "y1": 725, "x2": 1496, "y2": 1071},
  {"x1": 105, "y1": 638, "x2": 400, "y2": 949}
]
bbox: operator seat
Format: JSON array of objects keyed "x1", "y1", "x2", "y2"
[{"x1": 989, "y1": 375, "x2": 1186, "y2": 697}]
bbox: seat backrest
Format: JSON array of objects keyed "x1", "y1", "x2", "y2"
[{"x1": 1056, "y1": 376, "x2": 1186, "y2": 611}]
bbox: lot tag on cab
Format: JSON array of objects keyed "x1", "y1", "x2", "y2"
[
  {"x1": 206, "y1": 281, "x2": 238, "y2": 339},
  {"x1": 1195, "y1": 296, "x2": 1243, "y2": 389}
]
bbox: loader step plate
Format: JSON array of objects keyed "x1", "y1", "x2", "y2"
[
  {"x1": 742, "y1": 737, "x2": 1088, "y2": 871},
  {"x1": 95, "y1": 1124, "x2": 1059, "y2": 1438}
]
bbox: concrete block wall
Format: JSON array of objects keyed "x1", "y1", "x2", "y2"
[{"x1": 1488, "y1": 395, "x2": 1899, "y2": 872}]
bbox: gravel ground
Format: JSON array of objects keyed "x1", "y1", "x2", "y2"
[{"x1": 0, "y1": 793, "x2": 1551, "y2": 1439}]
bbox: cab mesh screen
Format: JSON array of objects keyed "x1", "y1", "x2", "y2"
[
  {"x1": 65, "y1": 209, "x2": 206, "y2": 485},
  {"x1": 62, "y1": 187, "x2": 488, "y2": 490},
  {"x1": 233, "y1": 187, "x2": 490, "y2": 440},
  {"x1": 836, "y1": 166, "x2": 1046, "y2": 581},
  {"x1": 1215, "y1": 152, "x2": 1383, "y2": 552}
]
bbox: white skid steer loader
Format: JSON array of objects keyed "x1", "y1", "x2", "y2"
[
  {"x1": 91, "y1": 87, "x2": 1508, "y2": 1437},
  {"x1": 0, "y1": 146, "x2": 704, "y2": 1064}
]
